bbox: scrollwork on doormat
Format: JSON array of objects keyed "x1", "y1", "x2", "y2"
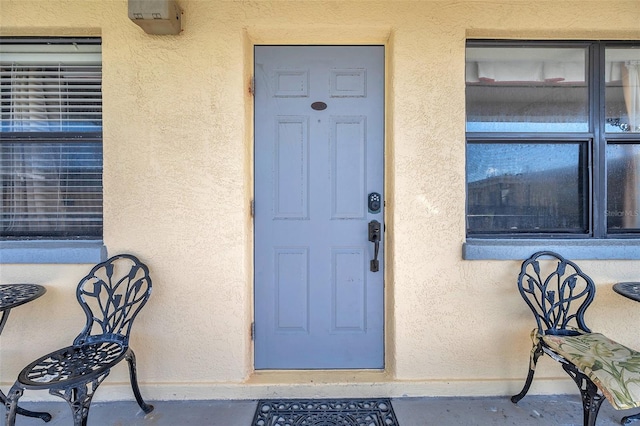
[{"x1": 251, "y1": 398, "x2": 399, "y2": 426}]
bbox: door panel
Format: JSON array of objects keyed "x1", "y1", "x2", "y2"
[{"x1": 254, "y1": 46, "x2": 384, "y2": 369}]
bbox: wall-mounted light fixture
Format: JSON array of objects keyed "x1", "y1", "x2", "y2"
[{"x1": 128, "y1": 0, "x2": 182, "y2": 35}]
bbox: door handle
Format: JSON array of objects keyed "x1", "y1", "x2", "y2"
[{"x1": 368, "y1": 220, "x2": 381, "y2": 272}]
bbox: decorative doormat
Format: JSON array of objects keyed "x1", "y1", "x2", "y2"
[{"x1": 251, "y1": 398, "x2": 399, "y2": 426}]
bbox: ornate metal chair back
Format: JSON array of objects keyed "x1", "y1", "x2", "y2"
[
  {"x1": 517, "y1": 251, "x2": 595, "y2": 335},
  {"x1": 73, "y1": 254, "x2": 152, "y2": 346}
]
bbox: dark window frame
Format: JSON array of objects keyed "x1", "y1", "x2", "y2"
[{"x1": 466, "y1": 39, "x2": 640, "y2": 240}]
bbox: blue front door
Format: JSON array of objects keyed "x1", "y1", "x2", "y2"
[{"x1": 254, "y1": 46, "x2": 385, "y2": 369}]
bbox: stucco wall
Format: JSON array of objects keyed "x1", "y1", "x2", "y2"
[{"x1": 1, "y1": 0, "x2": 640, "y2": 401}]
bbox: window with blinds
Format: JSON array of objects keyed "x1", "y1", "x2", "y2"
[{"x1": 0, "y1": 38, "x2": 102, "y2": 239}]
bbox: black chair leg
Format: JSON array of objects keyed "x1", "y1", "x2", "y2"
[
  {"x1": 125, "y1": 349, "x2": 154, "y2": 414},
  {"x1": 5, "y1": 386, "x2": 23, "y2": 426},
  {"x1": 511, "y1": 342, "x2": 543, "y2": 403},
  {"x1": 561, "y1": 363, "x2": 605, "y2": 426},
  {"x1": 49, "y1": 373, "x2": 109, "y2": 426},
  {"x1": 622, "y1": 413, "x2": 640, "y2": 424},
  {"x1": 3, "y1": 387, "x2": 51, "y2": 424}
]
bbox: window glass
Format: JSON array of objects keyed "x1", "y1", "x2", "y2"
[
  {"x1": 0, "y1": 141, "x2": 102, "y2": 237},
  {"x1": 466, "y1": 47, "x2": 588, "y2": 132},
  {"x1": 0, "y1": 38, "x2": 102, "y2": 239},
  {"x1": 607, "y1": 144, "x2": 640, "y2": 231},
  {"x1": 467, "y1": 143, "x2": 588, "y2": 234},
  {"x1": 605, "y1": 47, "x2": 640, "y2": 133}
]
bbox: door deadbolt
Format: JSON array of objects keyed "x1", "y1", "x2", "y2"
[{"x1": 368, "y1": 192, "x2": 381, "y2": 214}]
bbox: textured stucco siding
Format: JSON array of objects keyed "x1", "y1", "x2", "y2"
[{"x1": 1, "y1": 0, "x2": 639, "y2": 401}]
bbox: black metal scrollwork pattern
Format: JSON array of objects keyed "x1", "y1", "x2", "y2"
[
  {"x1": 75, "y1": 257, "x2": 152, "y2": 346},
  {"x1": 512, "y1": 251, "x2": 605, "y2": 426},
  {"x1": 252, "y1": 399, "x2": 399, "y2": 426},
  {"x1": 5, "y1": 254, "x2": 154, "y2": 426},
  {"x1": 0, "y1": 284, "x2": 46, "y2": 310},
  {"x1": 517, "y1": 251, "x2": 595, "y2": 334},
  {"x1": 23, "y1": 342, "x2": 125, "y2": 385}
]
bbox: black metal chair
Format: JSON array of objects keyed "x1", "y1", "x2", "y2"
[
  {"x1": 510, "y1": 251, "x2": 640, "y2": 426},
  {"x1": 4, "y1": 254, "x2": 154, "y2": 426}
]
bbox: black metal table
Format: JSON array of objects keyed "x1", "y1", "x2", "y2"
[
  {"x1": 612, "y1": 282, "x2": 640, "y2": 425},
  {"x1": 613, "y1": 282, "x2": 640, "y2": 303},
  {"x1": 0, "y1": 284, "x2": 51, "y2": 422}
]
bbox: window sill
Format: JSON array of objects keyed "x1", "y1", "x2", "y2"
[
  {"x1": 463, "y1": 239, "x2": 640, "y2": 260},
  {"x1": 0, "y1": 240, "x2": 107, "y2": 264}
]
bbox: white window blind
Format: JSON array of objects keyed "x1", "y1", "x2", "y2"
[{"x1": 0, "y1": 38, "x2": 103, "y2": 239}]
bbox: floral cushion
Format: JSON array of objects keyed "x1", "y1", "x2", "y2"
[{"x1": 538, "y1": 331, "x2": 640, "y2": 410}]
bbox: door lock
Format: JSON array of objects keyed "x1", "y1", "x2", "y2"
[
  {"x1": 368, "y1": 192, "x2": 381, "y2": 214},
  {"x1": 368, "y1": 220, "x2": 381, "y2": 272}
]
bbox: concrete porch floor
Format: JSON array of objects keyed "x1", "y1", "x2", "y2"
[{"x1": 5, "y1": 395, "x2": 640, "y2": 426}]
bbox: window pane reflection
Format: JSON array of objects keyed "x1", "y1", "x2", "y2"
[
  {"x1": 605, "y1": 48, "x2": 640, "y2": 133},
  {"x1": 467, "y1": 143, "x2": 587, "y2": 233},
  {"x1": 607, "y1": 144, "x2": 640, "y2": 231},
  {"x1": 466, "y1": 47, "x2": 588, "y2": 132}
]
